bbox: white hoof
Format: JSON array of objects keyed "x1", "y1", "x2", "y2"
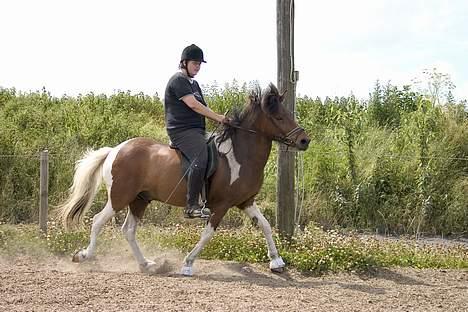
[
  {"x1": 181, "y1": 265, "x2": 193, "y2": 276},
  {"x1": 140, "y1": 259, "x2": 173, "y2": 275},
  {"x1": 139, "y1": 260, "x2": 158, "y2": 274},
  {"x1": 270, "y1": 256, "x2": 286, "y2": 273},
  {"x1": 72, "y1": 250, "x2": 88, "y2": 263}
]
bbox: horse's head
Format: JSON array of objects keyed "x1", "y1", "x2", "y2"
[{"x1": 250, "y1": 83, "x2": 310, "y2": 151}]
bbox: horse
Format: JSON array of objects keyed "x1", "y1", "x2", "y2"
[{"x1": 58, "y1": 83, "x2": 310, "y2": 276}]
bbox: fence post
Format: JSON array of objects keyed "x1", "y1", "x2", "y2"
[
  {"x1": 277, "y1": 0, "x2": 297, "y2": 239},
  {"x1": 39, "y1": 149, "x2": 49, "y2": 233}
]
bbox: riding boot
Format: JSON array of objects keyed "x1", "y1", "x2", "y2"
[{"x1": 185, "y1": 167, "x2": 210, "y2": 219}]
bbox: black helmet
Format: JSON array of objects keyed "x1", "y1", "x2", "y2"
[{"x1": 180, "y1": 44, "x2": 206, "y2": 63}]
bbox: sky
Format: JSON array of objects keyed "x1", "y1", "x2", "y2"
[{"x1": 1, "y1": 0, "x2": 467, "y2": 101}]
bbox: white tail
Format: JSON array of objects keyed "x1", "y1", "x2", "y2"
[{"x1": 58, "y1": 147, "x2": 113, "y2": 230}]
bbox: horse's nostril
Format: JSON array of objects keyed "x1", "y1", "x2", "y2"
[{"x1": 300, "y1": 139, "x2": 310, "y2": 146}]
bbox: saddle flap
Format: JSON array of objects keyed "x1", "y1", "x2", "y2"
[{"x1": 177, "y1": 138, "x2": 218, "y2": 181}]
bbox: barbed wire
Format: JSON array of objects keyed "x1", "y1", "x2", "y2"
[
  {"x1": 0, "y1": 153, "x2": 81, "y2": 159},
  {"x1": 1, "y1": 151, "x2": 467, "y2": 161},
  {"x1": 0, "y1": 154, "x2": 40, "y2": 158}
]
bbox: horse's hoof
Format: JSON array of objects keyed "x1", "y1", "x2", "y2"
[
  {"x1": 271, "y1": 267, "x2": 285, "y2": 274},
  {"x1": 269, "y1": 256, "x2": 286, "y2": 273},
  {"x1": 72, "y1": 251, "x2": 85, "y2": 263},
  {"x1": 181, "y1": 265, "x2": 193, "y2": 277},
  {"x1": 140, "y1": 259, "x2": 172, "y2": 275},
  {"x1": 139, "y1": 260, "x2": 156, "y2": 273}
]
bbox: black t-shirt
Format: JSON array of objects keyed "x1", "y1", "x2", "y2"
[{"x1": 164, "y1": 72, "x2": 207, "y2": 131}]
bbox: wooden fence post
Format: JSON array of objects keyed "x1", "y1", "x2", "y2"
[
  {"x1": 39, "y1": 150, "x2": 49, "y2": 233},
  {"x1": 277, "y1": 0, "x2": 297, "y2": 239}
]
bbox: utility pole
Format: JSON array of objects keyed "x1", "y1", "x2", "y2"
[{"x1": 276, "y1": 0, "x2": 297, "y2": 239}]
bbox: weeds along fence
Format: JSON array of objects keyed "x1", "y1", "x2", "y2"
[
  {"x1": 0, "y1": 149, "x2": 127, "y2": 230},
  {"x1": 0, "y1": 148, "x2": 267, "y2": 230},
  {"x1": 0, "y1": 151, "x2": 76, "y2": 228},
  {"x1": 1, "y1": 146, "x2": 467, "y2": 236},
  {"x1": 0, "y1": 85, "x2": 467, "y2": 236}
]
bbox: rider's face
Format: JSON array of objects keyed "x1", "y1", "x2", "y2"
[{"x1": 186, "y1": 60, "x2": 202, "y2": 77}]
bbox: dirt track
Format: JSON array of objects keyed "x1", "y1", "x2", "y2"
[{"x1": 0, "y1": 251, "x2": 467, "y2": 312}]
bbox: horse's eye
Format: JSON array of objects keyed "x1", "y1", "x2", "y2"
[{"x1": 275, "y1": 116, "x2": 283, "y2": 121}]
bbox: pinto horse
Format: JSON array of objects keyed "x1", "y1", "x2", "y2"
[{"x1": 59, "y1": 83, "x2": 310, "y2": 276}]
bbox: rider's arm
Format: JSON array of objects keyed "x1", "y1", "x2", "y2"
[{"x1": 181, "y1": 95, "x2": 225, "y2": 123}]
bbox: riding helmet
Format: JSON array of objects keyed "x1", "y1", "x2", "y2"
[{"x1": 180, "y1": 44, "x2": 206, "y2": 63}]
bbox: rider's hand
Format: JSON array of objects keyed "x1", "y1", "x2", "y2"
[{"x1": 221, "y1": 116, "x2": 233, "y2": 126}]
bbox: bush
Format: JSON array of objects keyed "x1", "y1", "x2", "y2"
[{"x1": 0, "y1": 83, "x2": 467, "y2": 236}]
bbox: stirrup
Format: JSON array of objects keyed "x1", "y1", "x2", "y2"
[
  {"x1": 184, "y1": 205, "x2": 211, "y2": 219},
  {"x1": 200, "y1": 206, "x2": 211, "y2": 219},
  {"x1": 200, "y1": 200, "x2": 211, "y2": 218}
]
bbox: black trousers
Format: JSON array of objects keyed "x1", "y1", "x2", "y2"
[{"x1": 168, "y1": 128, "x2": 207, "y2": 207}]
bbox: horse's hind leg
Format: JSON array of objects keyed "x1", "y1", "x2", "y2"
[
  {"x1": 72, "y1": 199, "x2": 116, "y2": 262},
  {"x1": 121, "y1": 199, "x2": 159, "y2": 273},
  {"x1": 242, "y1": 201, "x2": 285, "y2": 273}
]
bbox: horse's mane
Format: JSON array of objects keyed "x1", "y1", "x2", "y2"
[{"x1": 217, "y1": 83, "x2": 280, "y2": 144}]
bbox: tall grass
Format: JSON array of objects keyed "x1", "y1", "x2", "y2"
[{"x1": 0, "y1": 83, "x2": 466, "y2": 236}]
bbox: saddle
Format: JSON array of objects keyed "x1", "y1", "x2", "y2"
[{"x1": 169, "y1": 137, "x2": 219, "y2": 205}]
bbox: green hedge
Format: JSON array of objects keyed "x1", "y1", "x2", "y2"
[{"x1": 0, "y1": 82, "x2": 467, "y2": 236}]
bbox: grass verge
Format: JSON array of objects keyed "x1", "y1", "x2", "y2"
[{"x1": 1, "y1": 222, "x2": 466, "y2": 274}]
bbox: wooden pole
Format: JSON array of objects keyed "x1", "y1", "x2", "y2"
[
  {"x1": 276, "y1": 0, "x2": 296, "y2": 239},
  {"x1": 39, "y1": 150, "x2": 49, "y2": 234}
]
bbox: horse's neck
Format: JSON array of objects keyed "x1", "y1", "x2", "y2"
[{"x1": 231, "y1": 126, "x2": 272, "y2": 169}]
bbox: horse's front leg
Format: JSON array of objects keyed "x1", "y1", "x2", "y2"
[
  {"x1": 180, "y1": 223, "x2": 214, "y2": 276},
  {"x1": 181, "y1": 208, "x2": 227, "y2": 276},
  {"x1": 243, "y1": 201, "x2": 286, "y2": 273}
]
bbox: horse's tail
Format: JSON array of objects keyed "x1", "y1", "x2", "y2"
[{"x1": 58, "y1": 147, "x2": 113, "y2": 230}]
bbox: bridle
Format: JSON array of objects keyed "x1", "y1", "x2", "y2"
[
  {"x1": 273, "y1": 126, "x2": 304, "y2": 147},
  {"x1": 227, "y1": 123, "x2": 305, "y2": 148}
]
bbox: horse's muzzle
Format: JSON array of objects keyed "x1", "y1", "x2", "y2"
[{"x1": 296, "y1": 137, "x2": 310, "y2": 151}]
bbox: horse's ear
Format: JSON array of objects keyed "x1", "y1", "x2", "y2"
[
  {"x1": 279, "y1": 89, "x2": 287, "y2": 102},
  {"x1": 249, "y1": 94, "x2": 256, "y2": 104},
  {"x1": 263, "y1": 93, "x2": 280, "y2": 115}
]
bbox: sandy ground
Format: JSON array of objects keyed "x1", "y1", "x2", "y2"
[{"x1": 0, "y1": 248, "x2": 467, "y2": 312}]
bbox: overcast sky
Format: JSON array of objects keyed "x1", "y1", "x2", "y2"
[{"x1": 1, "y1": 0, "x2": 467, "y2": 101}]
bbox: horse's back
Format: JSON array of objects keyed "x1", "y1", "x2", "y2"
[
  {"x1": 109, "y1": 137, "x2": 186, "y2": 207},
  {"x1": 114, "y1": 137, "x2": 179, "y2": 170}
]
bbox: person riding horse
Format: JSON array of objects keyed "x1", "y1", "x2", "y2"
[
  {"x1": 164, "y1": 44, "x2": 230, "y2": 219},
  {"x1": 60, "y1": 79, "x2": 310, "y2": 275}
]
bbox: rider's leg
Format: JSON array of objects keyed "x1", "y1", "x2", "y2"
[
  {"x1": 185, "y1": 163, "x2": 206, "y2": 217},
  {"x1": 168, "y1": 128, "x2": 209, "y2": 218}
]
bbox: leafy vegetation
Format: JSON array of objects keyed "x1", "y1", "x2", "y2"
[
  {"x1": 0, "y1": 76, "x2": 467, "y2": 238},
  {"x1": 0, "y1": 223, "x2": 466, "y2": 274}
]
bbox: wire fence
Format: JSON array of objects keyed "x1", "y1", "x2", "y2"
[
  {"x1": 264, "y1": 149, "x2": 468, "y2": 161},
  {"x1": 1, "y1": 149, "x2": 467, "y2": 232},
  {"x1": 1, "y1": 151, "x2": 468, "y2": 160},
  {"x1": 0, "y1": 151, "x2": 79, "y2": 229}
]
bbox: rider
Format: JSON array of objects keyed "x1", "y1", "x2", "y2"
[{"x1": 164, "y1": 44, "x2": 229, "y2": 218}]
